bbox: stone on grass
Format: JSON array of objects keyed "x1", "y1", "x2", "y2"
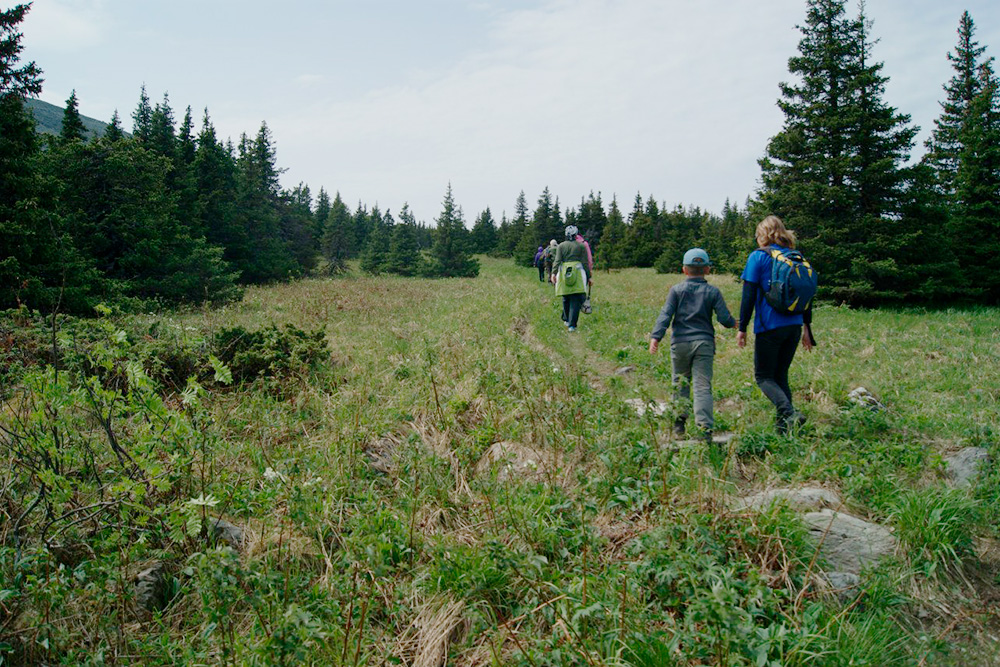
[
  {"x1": 614, "y1": 366, "x2": 635, "y2": 375},
  {"x1": 803, "y1": 509, "x2": 895, "y2": 574},
  {"x1": 737, "y1": 486, "x2": 842, "y2": 513},
  {"x1": 625, "y1": 398, "x2": 668, "y2": 417},
  {"x1": 847, "y1": 387, "x2": 885, "y2": 411},
  {"x1": 820, "y1": 571, "x2": 861, "y2": 603},
  {"x1": 135, "y1": 562, "x2": 170, "y2": 612},
  {"x1": 210, "y1": 517, "x2": 244, "y2": 550},
  {"x1": 944, "y1": 447, "x2": 990, "y2": 489},
  {"x1": 475, "y1": 441, "x2": 551, "y2": 482}
]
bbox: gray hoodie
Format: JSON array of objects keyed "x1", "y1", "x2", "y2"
[{"x1": 650, "y1": 277, "x2": 736, "y2": 343}]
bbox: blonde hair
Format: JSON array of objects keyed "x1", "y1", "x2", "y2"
[{"x1": 755, "y1": 215, "x2": 797, "y2": 249}]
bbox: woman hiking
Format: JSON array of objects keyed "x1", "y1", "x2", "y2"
[
  {"x1": 551, "y1": 225, "x2": 591, "y2": 332},
  {"x1": 737, "y1": 215, "x2": 815, "y2": 434}
]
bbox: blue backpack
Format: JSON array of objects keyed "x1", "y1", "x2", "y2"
[{"x1": 760, "y1": 247, "x2": 818, "y2": 315}]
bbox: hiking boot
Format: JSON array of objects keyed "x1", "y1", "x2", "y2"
[
  {"x1": 673, "y1": 418, "x2": 686, "y2": 437},
  {"x1": 777, "y1": 411, "x2": 807, "y2": 435},
  {"x1": 702, "y1": 429, "x2": 714, "y2": 445}
]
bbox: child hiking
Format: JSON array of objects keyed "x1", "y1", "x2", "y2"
[{"x1": 649, "y1": 248, "x2": 738, "y2": 442}]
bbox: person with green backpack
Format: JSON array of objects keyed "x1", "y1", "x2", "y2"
[
  {"x1": 737, "y1": 215, "x2": 817, "y2": 434},
  {"x1": 551, "y1": 225, "x2": 590, "y2": 332}
]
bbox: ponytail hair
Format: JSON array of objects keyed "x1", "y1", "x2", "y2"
[{"x1": 755, "y1": 215, "x2": 797, "y2": 249}]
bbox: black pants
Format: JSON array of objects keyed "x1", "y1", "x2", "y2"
[
  {"x1": 753, "y1": 325, "x2": 801, "y2": 418},
  {"x1": 537, "y1": 264, "x2": 545, "y2": 281},
  {"x1": 561, "y1": 293, "x2": 586, "y2": 328}
]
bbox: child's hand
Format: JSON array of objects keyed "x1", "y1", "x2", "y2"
[{"x1": 648, "y1": 339, "x2": 659, "y2": 354}]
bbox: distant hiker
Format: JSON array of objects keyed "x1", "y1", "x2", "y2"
[
  {"x1": 737, "y1": 215, "x2": 816, "y2": 435},
  {"x1": 533, "y1": 245, "x2": 546, "y2": 281},
  {"x1": 544, "y1": 239, "x2": 557, "y2": 281},
  {"x1": 551, "y1": 225, "x2": 590, "y2": 332},
  {"x1": 649, "y1": 248, "x2": 737, "y2": 442}
]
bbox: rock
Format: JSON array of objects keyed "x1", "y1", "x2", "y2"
[
  {"x1": 944, "y1": 447, "x2": 990, "y2": 488},
  {"x1": 210, "y1": 517, "x2": 244, "y2": 550},
  {"x1": 135, "y1": 562, "x2": 170, "y2": 612},
  {"x1": 821, "y1": 571, "x2": 861, "y2": 602},
  {"x1": 803, "y1": 510, "x2": 896, "y2": 574},
  {"x1": 364, "y1": 437, "x2": 398, "y2": 474},
  {"x1": 625, "y1": 398, "x2": 668, "y2": 417},
  {"x1": 475, "y1": 441, "x2": 552, "y2": 482},
  {"x1": 737, "y1": 486, "x2": 842, "y2": 513},
  {"x1": 614, "y1": 366, "x2": 635, "y2": 375},
  {"x1": 847, "y1": 386, "x2": 885, "y2": 411}
]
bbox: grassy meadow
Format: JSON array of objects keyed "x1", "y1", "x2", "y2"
[{"x1": 2, "y1": 256, "x2": 999, "y2": 665}]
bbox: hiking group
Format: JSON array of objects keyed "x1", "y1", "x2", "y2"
[{"x1": 538, "y1": 215, "x2": 817, "y2": 439}]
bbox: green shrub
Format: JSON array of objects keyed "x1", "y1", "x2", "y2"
[
  {"x1": 212, "y1": 324, "x2": 329, "y2": 384},
  {"x1": 890, "y1": 487, "x2": 980, "y2": 578}
]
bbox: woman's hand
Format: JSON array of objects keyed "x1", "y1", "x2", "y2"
[
  {"x1": 736, "y1": 331, "x2": 747, "y2": 348},
  {"x1": 648, "y1": 338, "x2": 659, "y2": 354}
]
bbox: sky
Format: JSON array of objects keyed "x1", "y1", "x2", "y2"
[{"x1": 15, "y1": 0, "x2": 1000, "y2": 225}]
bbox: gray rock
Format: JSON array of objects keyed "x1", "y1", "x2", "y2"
[
  {"x1": 803, "y1": 509, "x2": 896, "y2": 574},
  {"x1": 821, "y1": 571, "x2": 861, "y2": 602},
  {"x1": 847, "y1": 387, "x2": 885, "y2": 411},
  {"x1": 614, "y1": 366, "x2": 635, "y2": 375},
  {"x1": 944, "y1": 447, "x2": 990, "y2": 488},
  {"x1": 738, "y1": 486, "x2": 842, "y2": 513},
  {"x1": 135, "y1": 562, "x2": 170, "y2": 612},
  {"x1": 625, "y1": 398, "x2": 668, "y2": 417},
  {"x1": 210, "y1": 518, "x2": 244, "y2": 550}
]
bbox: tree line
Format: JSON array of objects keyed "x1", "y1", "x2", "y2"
[{"x1": 3, "y1": 1, "x2": 999, "y2": 311}]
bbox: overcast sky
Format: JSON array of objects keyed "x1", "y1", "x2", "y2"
[{"x1": 16, "y1": 0, "x2": 1000, "y2": 224}]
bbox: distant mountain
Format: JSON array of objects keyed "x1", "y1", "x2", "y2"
[{"x1": 26, "y1": 97, "x2": 114, "y2": 139}]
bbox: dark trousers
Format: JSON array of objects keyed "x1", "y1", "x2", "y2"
[
  {"x1": 561, "y1": 293, "x2": 586, "y2": 328},
  {"x1": 537, "y1": 264, "x2": 545, "y2": 281},
  {"x1": 753, "y1": 325, "x2": 801, "y2": 418}
]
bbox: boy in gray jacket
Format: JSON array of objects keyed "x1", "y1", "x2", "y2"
[{"x1": 648, "y1": 248, "x2": 737, "y2": 441}]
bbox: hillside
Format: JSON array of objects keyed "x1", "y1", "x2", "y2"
[
  {"x1": 1, "y1": 258, "x2": 999, "y2": 665},
  {"x1": 25, "y1": 97, "x2": 113, "y2": 139}
]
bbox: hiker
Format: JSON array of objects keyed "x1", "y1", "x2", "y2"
[
  {"x1": 649, "y1": 248, "x2": 737, "y2": 442},
  {"x1": 543, "y1": 239, "x2": 557, "y2": 281},
  {"x1": 533, "y1": 245, "x2": 546, "y2": 282},
  {"x1": 737, "y1": 215, "x2": 815, "y2": 434},
  {"x1": 551, "y1": 225, "x2": 590, "y2": 332},
  {"x1": 575, "y1": 232, "x2": 593, "y2": 275}
]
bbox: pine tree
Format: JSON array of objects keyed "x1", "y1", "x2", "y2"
[
  {"x1": 757, "y1": 0, "x2": 927, "y2": 304},
  {"x1": 104, "y1": 110, "x2": 125, "y2": 142},
  {"x1": 320, "y1": 192, "x2": 353, "y2": 274},
  {"x1": 314, "y1": 187, "x2": 331, "y2": 244},
  {"x1": 59, "y1": 89, "x2": 87, "y2": 143},
  {"x1": 195, "y1": 110, "x2": 245, "y2": 278},
  {"x1": 470, "y1": 207, "x2": 498, "y2": 253},
  {"x1": 425, "y1": 184, "x2": 479, "y2": 278},
  {"x1": 148, "y1": 93, "x2": 176, "y2": 157},
  {"x1": 360, "y1": 206, "x2": 391, "y2": 274},
  {"x1": 925, "y1": 12, "x2": 1000, "y2": 301},
  {"x1": 0, "y1": 4, "x2": 41, "y2": 98},
  {"x1": 596, "y1": 197, "x2": 628, "y2": 271},
  {"x1": 132, "y1": 85, "x2": 153, "y2": 142},
  {"x1": 516, "y1": 187, "x2": 558, "y2": 266},
  {"x1": 386, "y1": 204, "x2": 423, "y2": 276}
]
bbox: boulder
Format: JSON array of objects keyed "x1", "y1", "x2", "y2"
[
  {"x1": 820, "y1": 571, "x2": 861, "y2": 603},
  {"x1": 847, "y1": 387, "x2": 885, "y2": 411},
  {"x1": 210, "y1": 517, "x2": 244, "y2": 550},
  {"x1": 135, "y1": 562, "x2": 170, "y2": 612},
  {"x1": 944, "y1": 447, "x2": 990, "y2": 489},
  {"x1": 738, "y1": 486, "x2": 842, "y2": 513},
  {"x1": 803, "y1": 510, "x2": 895, "y2": 574}
]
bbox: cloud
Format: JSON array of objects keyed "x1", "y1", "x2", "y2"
[
  {"x1": 21, "y1": 1, "x2": 107, "y2": 52},
  {"x1": 293, "y1": 74, "x2": 326, "y2": 87}
]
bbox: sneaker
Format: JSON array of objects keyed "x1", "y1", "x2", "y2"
[
  {"x1": 673, "y1": 418, "x2": 686, "y2": 437},
  {"x1": 568, "y1": 326, "x2": 576, "y2": 332},
  {"x1": 777, "y1": 411, "x2": 807, "y2": 435}
]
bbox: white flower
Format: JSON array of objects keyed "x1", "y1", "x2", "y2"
[{"x1": 264, "y1": 467, "x2": 287, "y2": 482}]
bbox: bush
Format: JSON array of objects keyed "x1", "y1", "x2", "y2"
[{"x1": 212, "y1": 324, "x2": 329, "y2": 384}]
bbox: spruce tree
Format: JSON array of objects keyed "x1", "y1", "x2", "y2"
[
  {"x1": 425, "y1": 184, "x2": 479, "y2": 278},
  {"x1": 925, "y1": 12, "x2": 1000, "y2": 301},
  {"x1": 386, "y1": 204, "x2": 423, "y2": 276},
  {"x1": 59, "y1": 89, "x2": 87, "y2": 143},
  {"x1": 758, "y1": 0, "x2": 927, "y2": 304},
  {"x1": 195, "y1": 110, "x2": 245, "y2": 278},
  {"x1": 104, "y1": 110, "x2": 125, "y2": 142},
  {"x1": 470, "y1": 207, "x2": 498, "y2": 253},
  {"x1": 320, "y1": 192, "x2": 353, "y2": 274},
  {"x1": 132, "y1": 85, "x2": 153, "y2": 143},
  {"x1": 360, "y1": 206, "x2": 391, "y2": 274},
  {"x1": 596, "y1": 197, "x2": 628, "y2": 271}
]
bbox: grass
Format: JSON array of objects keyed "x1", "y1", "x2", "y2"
[{"x1": 1, "y1": 256, "x2": 999, "y2": 665}]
